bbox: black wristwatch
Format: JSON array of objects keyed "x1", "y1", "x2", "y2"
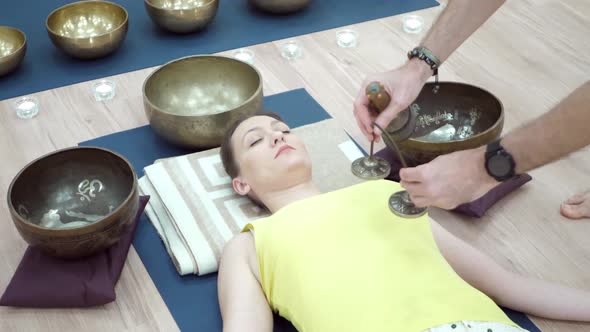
[{"x1": 485, "y1": 140, "x2": 516, "y2": 182}]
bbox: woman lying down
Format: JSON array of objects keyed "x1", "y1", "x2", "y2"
[{"x1": 217, "y1": 112, "x2": 590, "y2": 332}]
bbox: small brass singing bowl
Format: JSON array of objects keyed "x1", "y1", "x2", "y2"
[
  {"x1": 394, "y1": 82, "x2": 504, "y2": 166},
  {"x1": 7, "y1": 147, "x2": 139, "y2": 259},
  {"x1": 0, "y1": 26, "x2": 26, "y2": 76},
  {"x1": 46, "y1": 0, "x2": 128, "y2": 59},
  {"x1": 143, "y1": 55, "x2": 263, "y2": 149},
  {"x1": 145, "y1": 0, "x2": 219, "y2": 33},
  {"x1": 249, "y1": 0, "x2": 311, "y2": 14}
]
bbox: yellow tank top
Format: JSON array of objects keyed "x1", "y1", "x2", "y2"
[{"x1": 243, "y1": 180, "x2": 516, "y2": 332}]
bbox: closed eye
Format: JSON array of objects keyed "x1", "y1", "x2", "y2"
[
  {"x1": 282, "y1": 130, "x2": 291, "y2": 134},
  {"x1": 250, "y1": 138, "x2": 262, "y2": 147}
]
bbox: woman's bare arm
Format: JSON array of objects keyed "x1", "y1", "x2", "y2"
[
  {"x1": 218, "y1": 232, "x2": 273, "y2": 332},
  {"x1": 430, "y1": 220, "x2": 590, "y2": 321}
]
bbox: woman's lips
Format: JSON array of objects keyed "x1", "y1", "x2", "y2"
[{"x1": 275, "y1": 145, "x2": 295, "y2": 158}]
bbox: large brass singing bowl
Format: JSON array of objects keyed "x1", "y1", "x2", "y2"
[
  {"x1": 143, "y1": 55, "x2": 263, "y2": 149},
  {"x1": 46, "y1": 1, "x2": 128, "y2": 59},
  {"x1": 391, "y1": 82, "x2": 504, "y2": 166},
  {"x1": 0, "y1": 26, "x2": 26, "y2": 76},
  {"x1": 7, "y1": 147, "x2": 139, "y2": 259},
  {"x1": 145, "y1": 0, "x2": 219, "y2": 33},
  {"x1": 249, "y1": 0, "x2": 311, "y2": 14}
]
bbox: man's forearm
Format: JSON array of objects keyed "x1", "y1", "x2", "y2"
[
  {"x1": 503, "y1": 81, "x2": 590, "y2": 174},
  {"x1": 421, "y1": 0, "x2": 506, "y2": 63}
]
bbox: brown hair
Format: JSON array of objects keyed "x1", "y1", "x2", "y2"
[{"x1": 220, "y1": 111, "x2": 284, "y2": 178}]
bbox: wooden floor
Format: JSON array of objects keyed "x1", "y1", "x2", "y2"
[{"x1": 1, "y1": 0, "x2": 590, "y2": 331}]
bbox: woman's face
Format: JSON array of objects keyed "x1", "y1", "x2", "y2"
[{"x1": 230, "y1": 115, "x2": 312, "y2": 196}]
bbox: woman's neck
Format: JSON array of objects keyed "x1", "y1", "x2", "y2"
[{"x1": 260, "y1": 181, "x2": 321, "y2": 213}]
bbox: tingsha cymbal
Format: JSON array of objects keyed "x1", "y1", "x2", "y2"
[
  {"x1": 388, "y1": 190, "x2": 427, "y2": 218},
  {"x1": 351, "y1": 155, "x2": 391, "y2": 180}
]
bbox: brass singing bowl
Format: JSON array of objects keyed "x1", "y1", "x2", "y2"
[
  {"x1": 0, "y1": 27, "x2": 26, "y2": 76},
  {"x1": 392, "y1": 82, "x2": 504, "y2": 166},
  {"x1": 143, "y1": 55, "x2": 263, "y2": 149},
  {"x1": 249, "y1": 0, "x2": 311, "y2": 14},
  {"x1": 145, "y1": 0, "x2": 219, "y2": 33},
  {"x1": 46, "y1": 1, "x2": 128, "y2": 59},
  {"x1": 7, "y1": 147, "x2": 139, "y2": 259}
]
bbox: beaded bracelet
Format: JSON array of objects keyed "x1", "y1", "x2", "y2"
[
  {"x1": 407, "y1": 46, "x2": 441, "y2": 73},
  {"x1": 408, "y1": 46, "x2": 441, "y2": 90}
]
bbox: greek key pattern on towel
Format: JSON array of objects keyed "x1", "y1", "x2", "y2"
[{"x1": 139, "y1": 119, "x2": 364, "y2": 276}]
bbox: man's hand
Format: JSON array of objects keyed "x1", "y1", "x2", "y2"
[
  {"x1": 353, "y1": 59, "x2": 432, "y2": 142},
  {"x1": 399, "y1": 147, "x2": 500, "y2": 209}
]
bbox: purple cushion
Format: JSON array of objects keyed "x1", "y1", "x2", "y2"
[
  {"x1": 0, "y1": 196, "x2": 149, "y2": 308},
  {"x1": 373, "y1": 148, "x2": 532, "y2": 218}
]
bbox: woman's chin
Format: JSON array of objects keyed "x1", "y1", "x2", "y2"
[{"x1": 280, "y1": 158, "x2": 311, "y2": 173}]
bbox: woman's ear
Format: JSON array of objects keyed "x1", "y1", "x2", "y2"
[{"x1": 232, "y1": 176, "x2": 251, "y2": 196}]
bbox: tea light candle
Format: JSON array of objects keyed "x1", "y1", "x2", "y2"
[
  {"x1": 336, "y1": 29, "x2": 358, "y2": 48},
  {"x1": 14, "y1": 96, "x2": 40, "y2": 119},
  {"x1": 402, "y1": 15, "x2": 424, "y2": 34},
  {"x1": 280, "y1": 40, "x2": 303, "y2": 60},
  {"x1": 233, "y1": 48, "x2": 255, "y2": 64},
  {"x1": 91, "y1": 80, "x2": 116, "y2": 101}
]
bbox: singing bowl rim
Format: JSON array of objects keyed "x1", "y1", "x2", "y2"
[
  {"x1": 407, "y1": 81, "x2": 504, "y2": 146},
  {"x1": 250, "y1": 0, "x2": 311, "y2": 11},
  {"x1": 7, "y1": 146, "x2": 138, "y2": 234},
  {"x1": 144, "y1": 0, "x2": 218, "y2": 11},
  {"x1": 142, "y1": 54, "x2": 263, "y2": 117},
  {"x1": 0, "y1": 26, "x2": 27, "y2": 60},
  {"x1": 45, "y1": 0, "x2": 129, "y2": 41}
]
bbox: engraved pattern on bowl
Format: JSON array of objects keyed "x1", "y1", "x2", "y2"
[
  {"x1": 389, "y1": 82, "x2": 504, "y2": 166},
  {"x1": 8, "y1": 147, "x2": 139, "y2": 258}
]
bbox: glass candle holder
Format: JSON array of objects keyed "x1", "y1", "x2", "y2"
[
  {"x1": 402, "y1": 15, "x2": 424, "y2": 34},
  {"x1": 91, "y1": 80, "x2": 116, "y2": 102},
  {"x1": 336, "y1": 29, "x2": 358, "y2": 48},
  {"x1": 233, "y1": 48, "x2": 255, "y2": 64},
  {"x1": 13, "y1": 96, "x2": 40, "y2": 119},
  {"x1": 280, "y1": 40, "x2": 303, "y2": 60}
]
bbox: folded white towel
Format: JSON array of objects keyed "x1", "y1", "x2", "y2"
[{"x1": 140, "y1": 119, "x2": 365, "y2": 275}]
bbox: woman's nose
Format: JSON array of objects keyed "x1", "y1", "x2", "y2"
[{"x1": 271, "y1": 131, "x2": 286, "y2": 146}]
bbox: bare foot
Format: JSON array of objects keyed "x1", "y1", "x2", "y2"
[{"x1": 560, "y1": 191, "x2": 590, "y2": 219}]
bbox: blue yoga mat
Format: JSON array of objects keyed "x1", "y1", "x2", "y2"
[
  {"x1": 80, "y1": 89, "x2": 540, "y2": 332},
  {"x1": 0, "y1": 0, "x2": 438, "y2": 100}
]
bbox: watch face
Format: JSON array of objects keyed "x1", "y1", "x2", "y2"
[{"x1": 488, "y1": 154, "x2": 511, "y2": 177}]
